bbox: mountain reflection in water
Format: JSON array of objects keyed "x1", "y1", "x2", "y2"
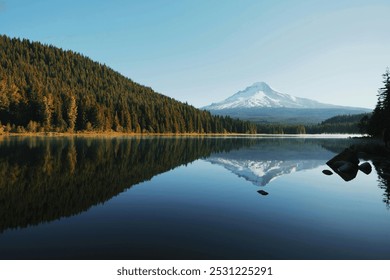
[
  {"x1": 206, "y1": 138, "x2": 344, "y2": 187},
  {"x1": 1, "y1": 136, "x2": 386, "y2": 233},
  {"x1": 1, "y1": 136, "x2": 390, "y2": 260}
]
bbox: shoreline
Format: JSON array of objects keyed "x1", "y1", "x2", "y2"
[
  {"x1": 0, "y1": 131, "x2": 364, "y2": 138},
  {"x1": 0, "y1": 131, "x2": 254, "y2": 138}
]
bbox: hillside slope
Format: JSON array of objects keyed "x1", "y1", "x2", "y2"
[{"x1": 0, "y1": 35, "x2": 256, "y2": 134}]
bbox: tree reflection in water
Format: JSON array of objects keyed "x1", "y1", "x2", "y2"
[
  {"x1": 322, "y1": 140, "x2": 390, "y2": 208},
  {"x1": 1, "y1": 136, "x2": 390, "y2": 234},
  {"x1": 372, "y1": 159, "x2": 390, "y2": 208},
  {"x1": 0, "y1": 136, "x2": 253, "y2": 233}
]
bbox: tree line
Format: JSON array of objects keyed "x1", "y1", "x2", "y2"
[
  {"x1": 254, "y1": 113, "x2": 370, "y2": 134},
  {"x1": 361, "y1": 69, "x2": 390, "y2": 136},
  {"x1": 0, "y1": 35, "x2": 257, "y2": 134}
]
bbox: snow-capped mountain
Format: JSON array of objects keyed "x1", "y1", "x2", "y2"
[
  {"x1": 203, "y1": 82, "x2": 350, "y2": 110},
  {"x1": 202, "y1": 82, "x2": 371, "y2": 123}
]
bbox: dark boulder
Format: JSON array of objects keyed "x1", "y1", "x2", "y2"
[
  {"x1": 322, "y1": 169, "x2": 333, "y2": 175},
  {"x1": 326, "y1": 148, "x2": 359, "y2": 181},
  {"x1": 358, "y1": 162, "x2": 372, "y2": 175},
  {"x1": 257, "y1": 190, "x2": 269, "y2": 196}
]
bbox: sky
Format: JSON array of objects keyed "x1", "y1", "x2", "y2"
[{"x1": 1, "y1": 0, "x2": 390, "y2": 109}]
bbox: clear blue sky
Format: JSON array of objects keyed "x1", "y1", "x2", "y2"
[{"x1": 1, "y1": 0, "x2": 390, "y2": 109}]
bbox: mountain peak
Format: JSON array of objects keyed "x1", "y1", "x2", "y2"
[
  {"x1": 201, "y1": 81, "x2": 371, "y2": 124},
  {"x1": 204, "y1": 81, "x2": 306, "y2": 110},
  {"x1": 249, "y1": 81, "x2": 272, "y2": 90}
]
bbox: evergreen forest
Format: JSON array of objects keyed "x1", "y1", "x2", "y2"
[
  {"x1": 364, "y1": 69, "x2": 390, "y2": 136},
  {"x1": 255, "y1": 113, "x2": 370, "y2": 135},
  {"x1": 0, "y1": 35, "x2": 257, "y2": 134}
]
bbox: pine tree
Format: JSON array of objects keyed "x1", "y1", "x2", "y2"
[
  {"x1": 378, "y1": 69, "x2": 390, "y2": 112},
  {"x1": 42, "y1": 94, "x2": 54, "y2": 130},
  {"x1": 67, "y1": 95, "x2": 77, "y2": 132},
  {"x1": 368, "y1": 69, "x2": 390, "y2": 136}
]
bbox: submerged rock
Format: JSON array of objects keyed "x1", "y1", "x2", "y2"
[
  {"x1": 257, "y1": 190, "x2": 269, "y2": 196},
  {"x1": 358, "y1": 162, "x2": 372, "y2": 175},
  {"x1": 322, "y1": 169, "x2": 333, "y2": 175}
]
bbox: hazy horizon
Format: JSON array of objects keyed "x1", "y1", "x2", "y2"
[{"x1": 1, "y1": 0, "x2": 390, "y2": 109}]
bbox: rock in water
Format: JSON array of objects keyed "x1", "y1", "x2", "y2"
[
  {"x1": 327, "y1": 148, "x2": 359, "y2": 167},
  {"x1": 358, "y1": 162, "x2": 372, "y2": 175},
  {"x1": 257, "y1": 190, "x2": 269, "y2": 196},
  {"x1": 337, "y1": 161, "x2": 357, "y2": 173},
  {"x1": 335, "y1": 161, "x2": 359, "y2": 181},
  {"x1": 326, "y1": 148, "x2": 359, "y2": 181},
  {"x1": 322, "y1": 169, "x2": 333, "y2": 175}
]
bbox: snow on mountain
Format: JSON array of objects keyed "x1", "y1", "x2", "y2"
[
  {"x1": 206, "y1": 157, "x2": 323, "y2": 187},
  {"x1": 203, "y1": 82, "x2": 345, "y2": 110}
]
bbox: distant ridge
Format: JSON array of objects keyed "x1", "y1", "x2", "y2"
[{"x1": 202, "y1": 82, "x2": 371, "y2": 123}]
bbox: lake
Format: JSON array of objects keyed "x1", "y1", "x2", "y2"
[{"x1": 0, "y1": 135, "x2": 389, "y2": 260}]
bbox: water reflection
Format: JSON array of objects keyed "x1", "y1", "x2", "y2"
[
  {"x1": 206, "y1": 138, "x2": 349, "y2": 187},
  {"x1": 377, "y1": 163, "x2": 390, "y2": 208},
  {"x1": 324, "y1": 147, "x2": 372, "y2": 181},
  {"x1": 206, "y1": 138, "x2": 390, "y2": 204},
  {"x1": 0, "y1": 136, "x2": 254, "y2": 233},
  {"x1": 1, "y1": 136, "x2": 389, "y2": 235},
  {"x1": 1, "y1": 136, "x2": 390, "y2": 260},
  {"x1": 322, "y1": 140, "x2": 390, "y2": 208},
  {"x1": 354, "y1": 143, "x2": 390, "y2": 208}
]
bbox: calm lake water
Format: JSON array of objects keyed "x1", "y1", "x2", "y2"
[{"x1": 0, "y1": 135, "x2": 390, "y2": 260}]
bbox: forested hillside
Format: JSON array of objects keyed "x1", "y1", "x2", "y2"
[
  {"x1": 0, "y1": 35, "x2": 256, "y2": 134},
  {"x1": 310, "y1": 113, "x2": 370, "y2": 134},
  {"x1": 255, "y1": 113, "x2": 370, "y2": 134}
]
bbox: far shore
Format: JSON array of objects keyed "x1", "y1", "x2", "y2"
[
  {"x1": 0, "y1": 131, "x2": 364, "y2": 138},
  {"x1": 0, "y1": 131, "x2": 252, "y2": 138}
]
